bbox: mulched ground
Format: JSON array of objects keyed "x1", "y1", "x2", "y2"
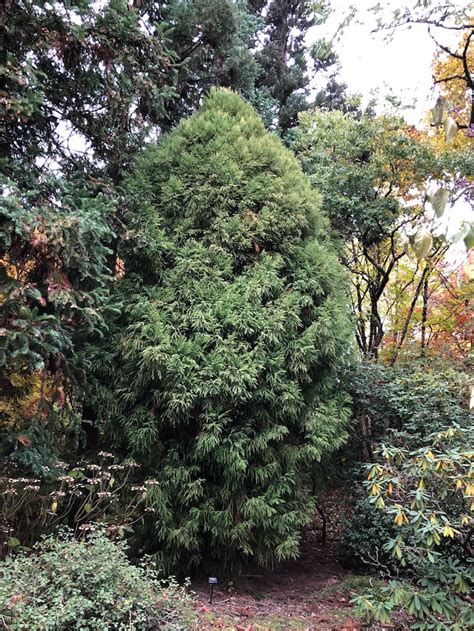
[{"x1": 191, "y1": 490, "x2": 403, "y2": 630}]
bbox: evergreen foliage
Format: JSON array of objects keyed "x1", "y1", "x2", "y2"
[
  {"x1": 248, "y1": 0, "x2": 340, "y2": 134},
  {"x1": 156, "y1": 0, "x2": 260, "y2": 130},
  {"x1": 348, "y1": 361, "x2": 472, "y2": 455},
  {"x1": 0, "y1": 0, "x2": 259, "y2": 466},
  {"x1": 344, "y1": 360, "x2": 472, "y2": 576},
  {"x1": 91, "y1": 89, "x2": 352, "y2": 572},
  {"x1": 354, "y1": 423, "x2": 474, "y2": 630},
  {"x1": 0, "y1": 173, "x2": 115, "y2": 468},
  {"x1": 1, "y1": 0, "x2": 258, "y2": 182},
  {"x1": 0, "y1": 529, "x2": 194, "y2": 630}
]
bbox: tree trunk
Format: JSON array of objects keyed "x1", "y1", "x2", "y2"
[
  {"x1": 470, "y1": 86, "x2": 474, "y2": 127},
  {"x1": 368, "y1": 294, "x2": 384, "y2": 360},
  {"x1": 390, "y1": 266, "x2": 429, "y2": 365},
  {"x1": 420, "y1": 275, "x2": 429, "y2": 357}
]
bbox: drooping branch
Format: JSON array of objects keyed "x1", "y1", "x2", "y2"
[
  {"x1": 430, "y1": 25, "x2": 473, "y2": 125},
  {"x1": 373, "y1": 5, "x2": 473, "y2": 123},
  {"x1": 428, "y1": 27, "x2": 464, "y2": 60},
  {"x1": 404, "y1": 19, "x2": 473, "y2": 31}
]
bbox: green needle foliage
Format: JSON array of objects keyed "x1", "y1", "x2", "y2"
[
  {"x1": 0, "y1": 0, "x2": 259, "y2": 470},
  {"x1": 91, "y1": 89, "x2": 352, "y2": 573},
  {"x1": 248, "y1": 0, "x2": 342, "y2": 134}
]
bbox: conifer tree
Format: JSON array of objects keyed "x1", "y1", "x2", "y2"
[
  {"x1": 90, "y1": 89, "x2": 352, "y2": 572},
  {"x1": 1, "y1": 0, "x2": 258, "y2": 183},
  {"x1": 248, "y1": 0, "x2": 339, "y2": 134},
  {"x1": 0, "y1": 0, "x2": 258, "y2": 465}
]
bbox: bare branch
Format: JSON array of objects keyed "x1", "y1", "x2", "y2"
[{"x1": 427, "y1": 27, "x2": 463, "y2": 60}]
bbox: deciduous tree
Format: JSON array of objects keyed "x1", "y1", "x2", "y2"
[{"x1": 293, "y1": 110, "x2": 442, "y2": 358}]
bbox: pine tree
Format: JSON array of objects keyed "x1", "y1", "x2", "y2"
[
  {"x1": 92, "y1": 89, "x2": 352, "y2": 572},
  {"x1": 248, "y1": 0, "x2": 339, "y2": 134}
]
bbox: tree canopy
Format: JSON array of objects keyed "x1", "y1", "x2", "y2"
[
  {"x1": 293, "y1": 110, "x2": 444, "y2": 358},
  {"x1": 1, "y1": 5, "x2": 472, "y2": 622}
]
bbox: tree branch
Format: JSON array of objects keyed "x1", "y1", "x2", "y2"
[
  {"x1": 428, "y1": 27, "x2": 463, "y2": 59},
  {"x1": 389, "y1": 265, "x2": 430, "y2": 366},
  {"x1": 434, "y1": 74, "x2": 467, "y2": 84},
  {"x1": 461, "y1": 30, "x2": 473, "y2": 89}
]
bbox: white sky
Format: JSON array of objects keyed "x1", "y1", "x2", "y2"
[
  {"x1": 312, "y1": 0, "x2": 468, "y2": 124},
  {"x1": 309, "y1": 0, "x2": 473, "y2": 262}
]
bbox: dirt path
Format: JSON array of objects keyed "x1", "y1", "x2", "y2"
[
  {"x1": 191, "y1": 494, "x2": 388, "y2": 630},
  {"x1": 192, "y1": 559, "x2": 364, "y2": 630}
]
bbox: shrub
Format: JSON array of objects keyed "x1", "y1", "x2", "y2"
[
  {"x1": 0, "y1": 454, "x2": 148, "y2": 558},
  {"x1": 90, "y1": 88, "x2": 353, "y2": 572},
  {"x1": 0, "y1": 529, "x2": 193, "y2": 630},
  {"x1": 345, "y1": 495, "x2": 400, "y2": 574},
  {"x1": 0, "y1": 176, "x2": 115, "y2": 476},
  {"x1": 352, "y1": 424, "x2": 474, "y2": 630},
  {"x1": 347, "y1": 361, "x2": 471, "y2": 461}
]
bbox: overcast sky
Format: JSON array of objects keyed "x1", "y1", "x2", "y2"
[
  {"x1": 313, "y1": 0, "x2": 467, "y2": 124},
  {"x1": 310, "y1": 0, "x2": 472, "y2": 261}
]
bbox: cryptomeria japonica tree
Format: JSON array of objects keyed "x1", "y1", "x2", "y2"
[
  {"x1": 91, "y1": 89, "x2": 353, "y2": 573},
  {"x1": 0, "y1": 0, "x2": 258, "y2": 467}
]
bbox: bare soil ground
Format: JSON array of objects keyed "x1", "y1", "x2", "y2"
[{"x1": 191, "y1": 491, "x2": 399, "y2": 630}]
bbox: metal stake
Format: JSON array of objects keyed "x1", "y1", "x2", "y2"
[{"x1": 208, "y1": 576, "x2": 218, "y2": 604}]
